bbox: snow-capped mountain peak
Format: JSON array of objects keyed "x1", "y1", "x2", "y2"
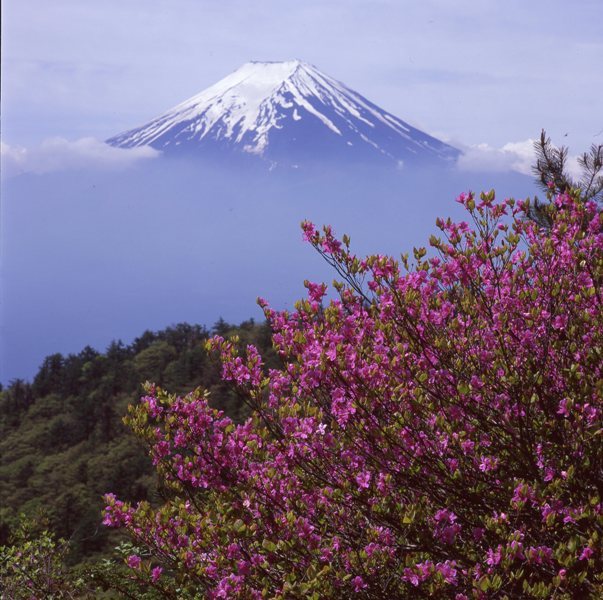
[{"x1": 108, "y1": 60, "x2": 459, "y2": 166}]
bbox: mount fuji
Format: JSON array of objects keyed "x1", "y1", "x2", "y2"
[{"x1": 107, "y1": 60, "x2": 460, "y2": 168}]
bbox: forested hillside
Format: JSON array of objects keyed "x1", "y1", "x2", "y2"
[{"x1": 0, "y1": 319, "x2": 278, "y2": 565}]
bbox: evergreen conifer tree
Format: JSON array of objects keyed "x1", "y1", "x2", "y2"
[{"x1": 528, "y1": 129, "x2": 603, "y2": 226}]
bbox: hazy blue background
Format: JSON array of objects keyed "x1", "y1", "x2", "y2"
[
  {"x1": 1, "y1": 163, "x2": 536, "y2": 383},
  {"x1": 1, "y1": 1, "x2": 601, "y2": 383}
]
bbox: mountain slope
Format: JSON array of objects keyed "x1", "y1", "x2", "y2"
[{"x1": 107, "y1": 60, "x2": 459, "y2": 167}]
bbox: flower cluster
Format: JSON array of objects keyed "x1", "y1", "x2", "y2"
[{"x1": 104, "y1": 191, "x2": 602, "y2": 598}]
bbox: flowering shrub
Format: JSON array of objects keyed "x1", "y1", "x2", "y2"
[{"x1": 104, "y1": 191, "x2": 602, "y2": 598}]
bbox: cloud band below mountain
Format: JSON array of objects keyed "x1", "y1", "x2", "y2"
[
  {"x1": 1, "y1": 137, "x2": 159, "y2": 177},
  {"x1": 456, "y1": 138, "x2": 582, "y2": 179},
  {"x1": 456, "y1": 139, "x2": 536, "y2": 174}
]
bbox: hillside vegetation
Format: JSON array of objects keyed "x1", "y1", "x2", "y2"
[
  {"x1": 0, "y1": 320, "x2": 278, "y2": 565},
  {"x1": 1, "y1": 135, "x2": 601, "y2": 597}
]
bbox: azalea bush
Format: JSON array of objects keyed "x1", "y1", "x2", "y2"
[{"x1": 104, "y1": 190, "x2": 602, "y2": 598}]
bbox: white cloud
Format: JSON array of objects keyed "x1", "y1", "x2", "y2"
[
  {"x1": 1, "y1": 137, "x2": 159, "y2": 177},
  {"x1": 456, "y1": 139, "x2": 536, "y2": 175},
  {"x1": 456, "y1": 138, "x2": 584, "y2": 180}
]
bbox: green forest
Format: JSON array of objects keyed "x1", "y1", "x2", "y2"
[{"x1": 0, "y1": 320, "x2": 278, "y2": 567}]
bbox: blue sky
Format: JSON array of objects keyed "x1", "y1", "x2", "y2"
[{"x1": 2, "y1": 0, "x2": 602, "y2": 153}]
